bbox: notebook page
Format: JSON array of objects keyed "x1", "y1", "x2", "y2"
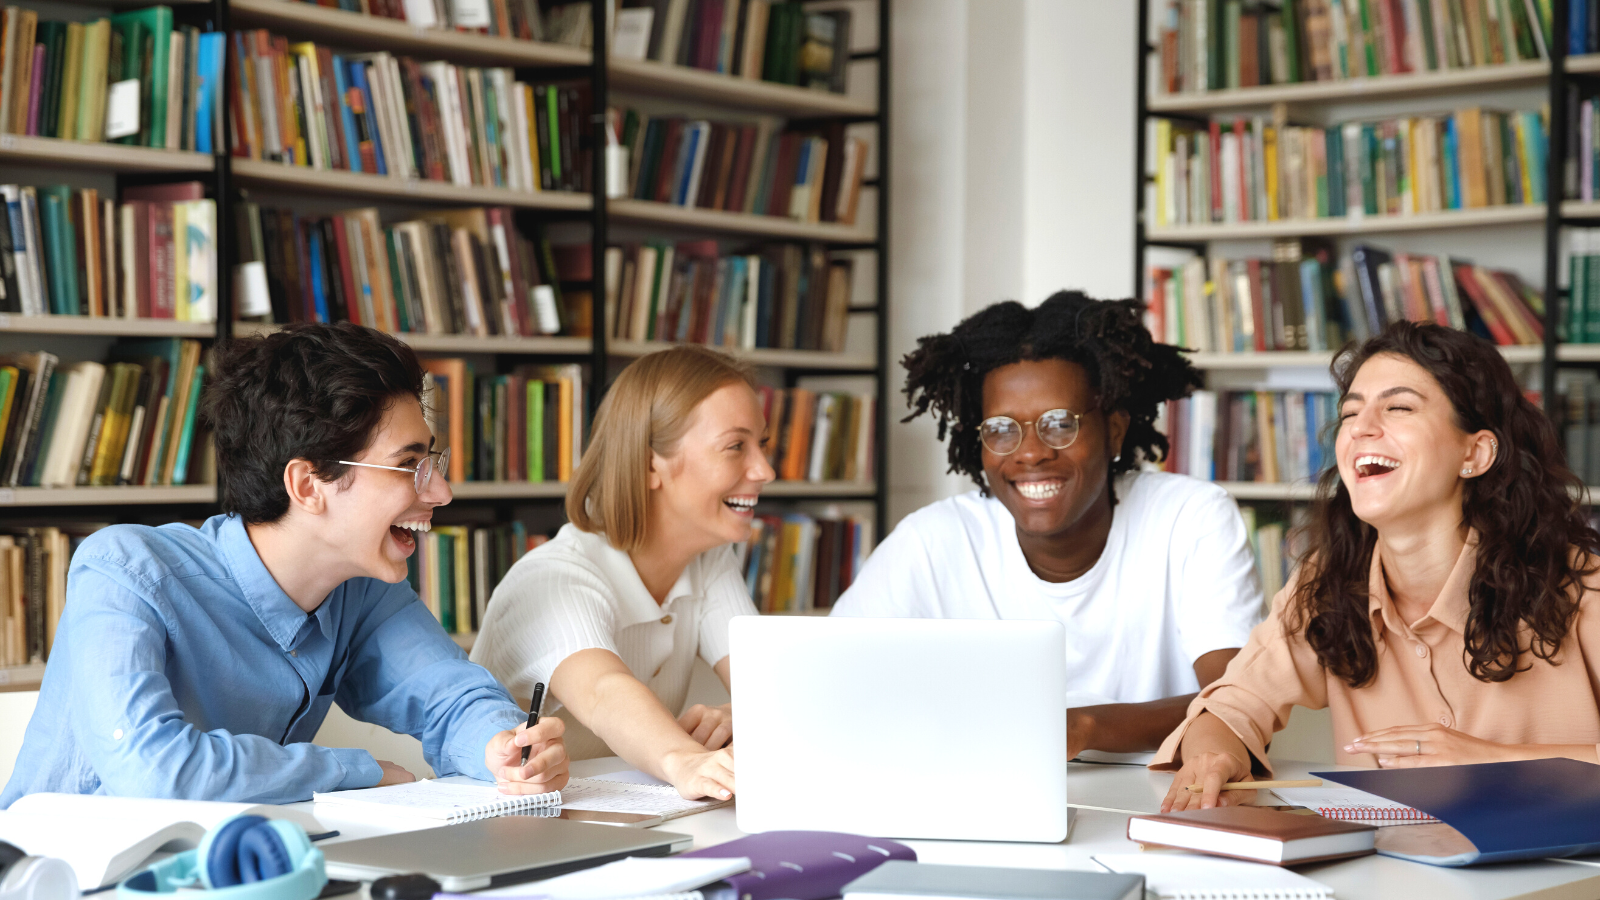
[
  {"x1": 515, "y1": 856, "x2": 751, "y2": 899},
  {"x1": 558, "y1": 777, "x2": 726, "y2": 818},
  {"x1": 313, "y1": 779, "x2": 558, "y2": 819},
  {"x1": 1270, "y1": 786, "x2": 1441, "y2": 825},
  {"x1": 1093, "y1": 853, "x2": 1333, "y2": 899}
]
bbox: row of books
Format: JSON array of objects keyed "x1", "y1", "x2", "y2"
[
  {"x1": 420, "y1": 359, "x2": 585, "y2": 484},
  {"x1": 1567, "y1": 229, "x2": 1600, "y2": 342},
  {"x1": 1156, "y1": 0, "x2": 1553, "y2": 95},
  {"x1": 758, "y1": 386, "x2": 874, "y2": 484},
  {"x1": 614, "y1": 109, "x2": 868, "y2": 225},
  {"x1": 602, "y1": 241, "x2": 851, "y2": 351},
  {"x1": 4, "y1": 181, "x2": 216, "y2": 322},
  {"x1": 235, "y1": 204, "x2": 576, "y2": 338},
  {"x1": 0, "y1": 524, "x2": 90, "y2": 666},
  {"x1": 0, "y1": 6, "x2": 223, "y2": 149},
  {"x1": 1148, "y1": 241, "x2": 1545, "y2": 352},
  {"x1": 1162, "y1": 389, "x2": 1339, "y2": 485},
  {"x1": 0, "y1": 340, "x2": 208, "y2": 491},
  {"x1": 406, "y1": 521, "x2": 549, "y2": 635},
  {"x1": 1240, "y1": 505, "x2": 1306, "y2": 609},
  {"x1": 1151, "y1": 107, "x2": 1549, "y2": 228},
  {"x1": 301, "y1": 0, "x2": 591, "y2": 45},
  {"x1": 740, "y1": 510, "x2": 872, "y2": 614},
  {"x1": 230, "y1": 32, "x2": 592, "y2": 193},
  {"x1": 613, "y1": 1, "x2": 851, "y2": 94}
]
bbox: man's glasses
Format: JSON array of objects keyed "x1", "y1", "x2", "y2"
[
  {"x1": 979, "y1": 409, "x2": 1089, "y2": 456},
  {"x1": 338, "y1": 448, "x2": 451, "y2": 495}
]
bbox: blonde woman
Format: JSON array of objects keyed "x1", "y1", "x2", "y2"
[{"x1": 471, "y1": 346, "x2": 773, "y2": 801}]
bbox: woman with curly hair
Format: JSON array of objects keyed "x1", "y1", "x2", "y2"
[
  {"x1": 1159, "y1": 321, "x2": 1600, "y2": 813},
  {"x1": 832, "y1": 291, "x2": 1264, "y2": 760}
]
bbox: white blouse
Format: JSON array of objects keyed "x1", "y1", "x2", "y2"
[{"x1": 470, "y1": 523, "x2": 756, "y2": 722}]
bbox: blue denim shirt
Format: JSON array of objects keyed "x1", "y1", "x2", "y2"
[{"x1": 1, "y1": 514, "x2": 524, "y2": 806}]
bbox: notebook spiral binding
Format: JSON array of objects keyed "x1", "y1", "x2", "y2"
[
  {"x1": 1313, "y1": 805, "x2": 1440, "y2": 822},
  {"x1": 439, "y1": 788, "x2": 562, "y2": 824},
  {"x1": 1171, "y1": 883, "x2": 1331, "y2": 890}
]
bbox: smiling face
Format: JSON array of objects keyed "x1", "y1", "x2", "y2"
[
  {"x1": 321, "y1": 396, "x2": 452, "y2": 583},
  {"x1": 1336, "y1": 353, "x2": 1483, "y2": 532},
  {"x1": 650, "y1": 381, "x2": 776, "y2": 554},
  {"x1": 980, "y1": 358, "x2": 1129, "y2": 542}
]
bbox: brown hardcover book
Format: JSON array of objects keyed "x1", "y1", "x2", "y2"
[
  {"x1": 725, "y1": 125, "x2": 757, "y2": 212},
  {"x1": 1127, "y1": 806, "x2": 1376, "y2": 866}
]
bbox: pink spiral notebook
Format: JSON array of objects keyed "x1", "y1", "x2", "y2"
[{"x1": 1271, "y1": 785, "x2": 1441, "y2": 824}]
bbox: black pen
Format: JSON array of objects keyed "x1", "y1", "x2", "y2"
[{"x1": 520, "y1": 682, "x2": 545, "y2": 765}]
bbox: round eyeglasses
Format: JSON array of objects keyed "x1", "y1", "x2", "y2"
[
  {"x1": 979, "y1": 409, "x2": 1087, "y2": 456},
  {"x1": 337, "y1": 447, "x2": 451, "y2": 494}
]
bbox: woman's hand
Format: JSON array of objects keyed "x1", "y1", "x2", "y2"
[
  {"x1": 677, "y1": 703, "x2": 733, "y2": 749},
  {"x1": 1347, "y1": 723, "x2": 1514, "y2": 768},
  {"x1": 1159, "y1": 712, "x2": 1257, "y2": 813},
  {"x1": 662, "y1": 745, "x2": 735, "y2": 800},
  {"x1": 486, "y1": 716, "x2": 570, "y2": 793}
]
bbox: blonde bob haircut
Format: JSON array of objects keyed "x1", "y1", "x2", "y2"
[{"x1": 567, "y1": 344, "x2": 758, "y2": 551}]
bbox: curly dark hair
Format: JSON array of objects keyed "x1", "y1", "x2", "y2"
[
  {"x1": 202, "y1": 322, "x2": 425, "y2": 524},
  {"x1": 1285, "y1": 321, "x2": 1600, "y2": 686},
  {"x1": 901, "y1": 291, "x2": 1202, "y2": 501}
]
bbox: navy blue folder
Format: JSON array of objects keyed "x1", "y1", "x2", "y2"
[{"x1": 1313, "y1": 758, "x2": 1600, "y2": 866}]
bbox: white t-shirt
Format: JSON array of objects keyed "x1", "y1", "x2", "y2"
[
  {"x1": 832, "y1": 471, "x2": 1264, "y2": 703},
  {"x1": 470, "y1": 523, "x2": 756, "y2": 718}
]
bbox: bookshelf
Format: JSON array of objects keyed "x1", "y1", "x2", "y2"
[
  {"x1": 1133, "y1": 1, "x2": 1600, "y2": 602},
  {"x1": 0, "y1": 0, "x2": 890, "y2": 684}
]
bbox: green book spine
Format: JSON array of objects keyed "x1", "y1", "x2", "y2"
[
  {"x1": 1587, "y1": 244, "x2": 1600, "y2": 343},
  {"x1": 527, "y1": 380, "x2": 543, "y2": 482},
  {"x1": 1417, "y1": 0, "x2": 1440, "y2": 69},
  {"x1": 1225, "y1": 1, "x2": 1242, "y2": 90},
  {"x1": 23, "y1": 373, "x2": 63, "y2": 487},
  {"x1": 1279, "y1": 0, "x2": 1300, "y2": 84},
  {"x1": 39, "y1": 188, "x2": 79, "y2": 316},
  {"x1": 1568, "y1": 251, "x2": 1582, "y2": 343},
  {"x1": 438, "y1": 532, "x2": 454, "y2": 631},
  {"x1": 170, "y1": 364, "x2": 203, "y2": 484},
  {"x1": 545, "y1": 85, "x2": 562, "y2": 185},
  {"x1": 1359, "y1": 0, "x2": 1379, "y2": 75},
  {"x1": 109, "y1": 6, "x2": 172, "y2": 147},
  {"x1": 385, "y1": 230, "x2": 409, "y2": 333},
  {"x1": 1326, "y1": 128, "x2": 1346, "y2": 216},
  {"x1": 1361, "y1": 125, "x2": 1379, "y2": 215},
  {"x1": 37, "y1": 23, "x2": 67, "y2": 138}
]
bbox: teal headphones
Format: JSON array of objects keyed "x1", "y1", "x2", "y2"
[{"x1": 117, "y1": 816, "x2": 326, "y2": 900}]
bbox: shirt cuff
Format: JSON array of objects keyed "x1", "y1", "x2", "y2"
[
  {"x1": 450, "y1": 706, "x2": 529, "y2": 781},
  {"x1": 1148, "y1": 697, "x2": 1277, "y2": 778},
  {"x1": 331, "y1": 748, "x2": 385, "y2": 789}
]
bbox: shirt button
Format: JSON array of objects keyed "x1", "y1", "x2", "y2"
[
  {"x1": 1415, "y1": 644, "x2": 1427, "y2": 658},
  {"x1": 112, "y1": 729, "x2": 124, "y2": 740},
  {"x1": 1439, "y1": 715, "x2": 1452, "y2": 727},
  {"x1": 660, "y1": 615, "x2": 673, "y2": 625}
]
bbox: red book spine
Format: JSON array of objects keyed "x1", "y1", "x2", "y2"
[
  {"x1": 128, "y1": 201, "x2": 152, "y2": 318},
  {"x1": 1208, "y1": 121, "x2": 1223, "y2": 223},
  {"x1": 767, "y1": 134, "x2": 801, "y2": 217},
  {"x1": 331, "y1": 215, "x2": 362, "y2": 326},
  {"x1": 149, "y1": 203, "x2": 175, "y2": 318},
  {"x1": 1452, "y1": 264, "x2": 1514, "y2": 345},
  {"x1": 1234, "y1": 117, "x2": 1249, "y2": 220},
  {"x1": 653, "y1": 121, "x2": 683, "y2": 204},
  {"x1": 726, "y1": 125, "x2": 756, "y2": 211}
]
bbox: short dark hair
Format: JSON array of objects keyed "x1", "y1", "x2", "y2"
[
  {"x1": 901, "y1": 291, "x2": 1202, "y2": 501},
  {"x1": 203, "y1": 322, "x2": 425, "y2": 524}
]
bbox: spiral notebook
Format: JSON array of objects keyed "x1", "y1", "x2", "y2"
[
  {"x1": 312, "y1": 779, "x2": 561, "y2": 823},
  {"x1": 1093, "y1": 853, "x2": 1332, "y2": 900},
  {"x1": 1270, "y1": 785, "x2": 1441, "y2": 826}
]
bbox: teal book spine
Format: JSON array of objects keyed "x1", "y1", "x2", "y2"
[
  {"x1": 39, "y1": 188, "x2": 79, "y2": 316},
  {"x1": 170, "y1": 364, "x2": 203, "y2": 484}
]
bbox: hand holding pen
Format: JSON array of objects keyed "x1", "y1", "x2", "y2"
[{"x1": 486, "y1": 681, "x2": 569, "y2": 794}]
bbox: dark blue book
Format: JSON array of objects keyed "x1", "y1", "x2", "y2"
[{"x1": 1315, "y1": 758, "x2": 1600, "y2": 866}]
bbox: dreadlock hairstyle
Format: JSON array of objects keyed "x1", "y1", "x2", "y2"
[
  {"x1": 901, "y1": 291, "x2": 1202, "y2": 502},
  {"x1": 1284, "y1": 321, "x2": 1600, "y2": 687}
]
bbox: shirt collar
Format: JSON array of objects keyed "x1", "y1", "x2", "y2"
[
  {"x1": 1366, "y1": 529, "x2": 1478, "y2": 635},
  {"x1": 566, "y1": 525, "x2": 694, "y2": 627},
  {"x1": 215, "y1": 514, "x2": 322, "y2": 651}
]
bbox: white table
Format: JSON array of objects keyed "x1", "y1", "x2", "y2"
[{"x1": 298, "y1": 758, "x2": 1600, "y2": 900}]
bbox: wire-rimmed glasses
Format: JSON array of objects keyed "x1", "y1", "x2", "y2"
[{"x1": 337, "y1": 447, "x2": 451, "y2": 494}]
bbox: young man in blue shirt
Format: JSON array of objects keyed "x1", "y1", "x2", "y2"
[{"x1": 1, "y1": 323, "x2": 567, "y2": 805}]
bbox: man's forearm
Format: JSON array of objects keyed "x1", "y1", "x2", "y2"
[{"x1": 1072, "y1": 693, "x2": 1198, "y2": 754}]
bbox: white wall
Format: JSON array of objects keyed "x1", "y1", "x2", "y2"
[{"x1": 887, "y1": 0, "x2": 1139, "y2": 522}]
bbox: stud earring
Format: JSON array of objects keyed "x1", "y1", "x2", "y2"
[{"x1": 1461, "y1": 467, "x2": 1473, "y2": 476}]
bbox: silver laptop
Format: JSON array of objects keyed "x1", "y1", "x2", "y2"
[
  {"x1": 322, "y1": 815, "x2": 693, "y2": 890},
  {"x1": 731, "y1": 616, "x2": 1070, "y2": 842}
]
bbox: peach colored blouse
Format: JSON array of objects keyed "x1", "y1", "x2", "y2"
[{"x1": 1152, "y1": 532, "x2": 1600, "y2": 774}]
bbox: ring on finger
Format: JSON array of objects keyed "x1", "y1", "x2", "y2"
[{"x1": 1415, "y1": 739, "x2": 1422, "y2": 755}]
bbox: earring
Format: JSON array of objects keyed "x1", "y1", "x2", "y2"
[{"x1": 1461, "y1": 467, "x2": 1473, "y2": 476}]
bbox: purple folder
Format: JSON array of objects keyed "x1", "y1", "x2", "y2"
[{"x1": 681, "y1": 831, "x2": 916, "y2": 900}]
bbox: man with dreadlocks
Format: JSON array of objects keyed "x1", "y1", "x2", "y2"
[{"x1": 832, "y1": 291, "x2": 1263, "y2": 760}]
